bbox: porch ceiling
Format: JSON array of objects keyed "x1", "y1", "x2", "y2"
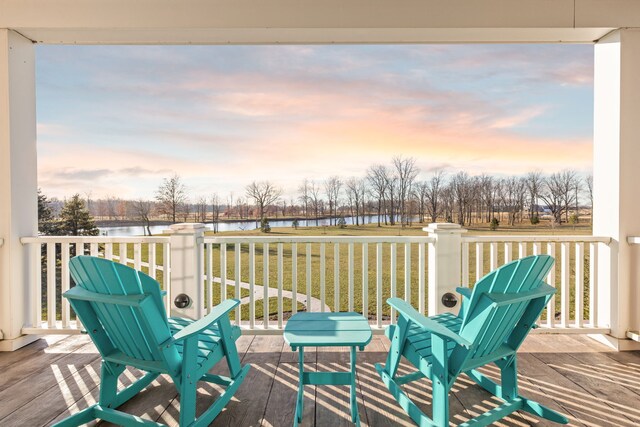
[{"x1": 1, "y1": 0, "x2": 638, "y2": 44}]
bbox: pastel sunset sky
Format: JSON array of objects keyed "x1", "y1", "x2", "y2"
[{"x1": 36, "y1": 44, "x2": 593, "y2": 200}]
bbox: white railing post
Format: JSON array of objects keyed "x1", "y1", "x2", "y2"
[
  {"x1": 425, "y1": 223, "x2": 467, "y2": 315},
  {"x1": 168, "y1": 223, "x2": 206, "y2": 319}
]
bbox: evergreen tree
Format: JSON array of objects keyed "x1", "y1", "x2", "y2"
[
  {"x1": 37, "y1": 189, "x2": 57, "y2": 235},
  {"x1": 58, "y1": 194, "x2": 99, "y2": 236}
]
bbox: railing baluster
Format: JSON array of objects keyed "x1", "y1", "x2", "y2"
[
  {"x1": 418, "y1": 243, "x2": 425, "y2": 315},
  {"x1": 90, "y1": 242, "x2": 98, "y2": 257},
  {"x1": 47, "y1": 243, "x2": 56, "y2": 328},
  {"x1": 105, "y1": 243, "x2": 113, "y2": 261},
  {"x1": 461, "y1": 241, "x2": 469, "y2": 287},
  {"x1": 292, "y1": 243, "x2": 298, "y2": 314},
  {"x1": 546, "y1": 242, "x2": 556, "y2": 328},
  {"x1": 490, "y1": 242, "x2": 498, "y2": 271},
  {"x1": 249, "y1": 242, "x2": 255, "y2": 329},
  {"x1": 376, "y1": 243, "x2": 383, "y2": 327},
  {"x1": 348, "y1": 242, "x2": 354, "y2": 311},
  {"x1": 234, "y1": 243, "x2": 241, "y2": 324},
  {"x1": 220, "y1": 243, "x2": 227, "y2": 303},
  {"x1": 334, "y1": 243, "x2": 340, "y2": 312},
  {"x1": 149, "y1": 243, "x2": 157, "y2": 279},
  {"x1": 119, "y1": 243, "x2": 127, "y2": 264},
  {"x1": 533, "y1": 242, "x2": 541, "y2": 256},
  {"x1": 589, "y1": 242, "x2": 598, "y2": 327},
  {"x1": 320, "y1": 243, "x2": 326, "y2": 313},
  {"x1": 504, "y1": 242, "x2": 512, "y2": 263},
  {"x1": 362, "y1": 243, "x2": 369, "y2": 319},
  {"x1": 61, "y1": 242, "x2": 70, "y2": 328},
  {"x1": 390, "y1": 243, "x2": 397, "y2": 323},
  {"x1": 575, "y1": 242, "x2": 584, "y2": 327},
  {"x1": 133, "y1": 243, "x2": 142, "y2": 271},
  {"x1": 206, "y1": 243, "x2": 213, "y2": 313},
  {"x1": 519, "y1": 242, "x2": 527, "y2": 259},
  {"x1": 32, "y1": 242, "x2": 42, "y2": 328},
  {"x1": 263, "y1": 243, "x2": 269, "y2": 329},
  {"x1": 404, "y1": 243, "x2": 411, "y2": 304},
  {"x1": 475, "y1": 242, "x2": 483, "y2": 282},
  {"x1": 306, "y1": 243, "x2": 312, "y2": 312},
  {"x1": 561, "y1": 242, "x2": 570, "y2": 327},
  {"x1": 277, "y1": 243, "x2": 283, "y2": 329}
]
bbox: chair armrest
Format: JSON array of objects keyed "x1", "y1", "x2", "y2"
[
  {"x1": 484, "y1": 283, "x2": 556, "y2": 307},
  {"x1": 63, "y1": 286, "x2": 149, "y2": 307},
  {"x1": 387, "y1": 298, "x2": 471, "y2": 348},
  {"x1": 172, "y1": 299, "x2": 240, "y2": 343},
  {"x1": 456, "y1": 287, "x2": 472, "y2": 299}
]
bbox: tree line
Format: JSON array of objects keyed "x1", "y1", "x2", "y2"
[{"x1": 38, "y1": 158, "x2": 593, "y2": 235}]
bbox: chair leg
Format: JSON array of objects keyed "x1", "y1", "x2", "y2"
[
  {"x1": 500, "y1": 357, "x2": 517, "y2": 401},
  {"x1": 99, "y1": 362, "x2": 124, "y2": 408},
  {"x1": 431, "y1": 334, "x2": 450, "y2": 426},
  {"x1": 179, "y1": 377, "x2": 198, "y2": 426}
]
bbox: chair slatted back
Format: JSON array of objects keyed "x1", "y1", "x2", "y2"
[
  {"x1": 69, "y1": 256, "x2": 177, "y2": 366},
  {"x1": 458, "y1": 255, "x2": 554, "y2": 362}
]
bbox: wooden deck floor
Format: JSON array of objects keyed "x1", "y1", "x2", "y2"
[{"x1": 0, "y1": 333, "x2": 639, "y2": 426}]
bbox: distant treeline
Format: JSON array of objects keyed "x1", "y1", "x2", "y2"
[{"x1": 42, "y1": 157, "x2": 592, "y2": 233}]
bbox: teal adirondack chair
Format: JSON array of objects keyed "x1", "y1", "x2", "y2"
[
  {"x1": 54, "y1": 255, "x2": 250, "y2": 427},
  {"x1": 376, "y1": 254, "x2": 569, "y2": 426}
]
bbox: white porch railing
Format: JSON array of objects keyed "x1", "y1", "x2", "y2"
[
  {"x1": 20, "y1": 236, "x2": 171, "y2": 334},
  {"x1": 462, "y1": 235, "x2": 611, "y2": 333},
  {"x1": 201, "y1": 236, "x2": 434, "y2": 333},
  {"x1": 17, "y1": 226, "x2": 614, "y2": 337}
]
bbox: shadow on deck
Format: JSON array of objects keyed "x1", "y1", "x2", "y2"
[{"x1": 0, "y1": 334, "x2": 639, "y2": 426}]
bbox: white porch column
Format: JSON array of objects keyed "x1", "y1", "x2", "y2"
[
  {"x1": 425, "y1": 223, "x2": 466, "y2": 315},
  {"x1": 593, "y1": 28, "x2": 640, "y2": 347},
  {"x1": 168, "y1": 223, "x2": 205, "y2": 319},
  {"x1": 0, "y1": 30, "x2": 38, "y2": 351}
]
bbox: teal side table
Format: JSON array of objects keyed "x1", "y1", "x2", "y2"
[{"x1": 284, "y1": 312, "x2": 373, "y2": 426}]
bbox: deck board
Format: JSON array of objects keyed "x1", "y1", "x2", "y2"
[{"x1": 0, "y1": 334, "x2": 638, "y2": 426}]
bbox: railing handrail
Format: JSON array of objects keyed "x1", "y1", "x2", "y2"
[
  {"x1": 21, "y1": 235, "x2": 171, "y2": 244},
  {"x1": 202, "y1": 235, "x2": 436, "y2": 244},
  {"x1": 462, "y1": 235, "x2": 611, "y2": 244}
]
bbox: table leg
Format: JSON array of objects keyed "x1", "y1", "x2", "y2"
[
  {"x1": 295, "y1": 347, "x2": 305, "y2": 426},
  {"x1": 350, "y1": 346, "x2": 359, "y2": 425}
]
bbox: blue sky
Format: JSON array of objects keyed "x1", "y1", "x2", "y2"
[{"x1": 36, "y1": 44, "x2": 593, "y2": 200}]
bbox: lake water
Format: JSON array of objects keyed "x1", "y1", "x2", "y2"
[{"x1": 98, "y1": 215, "x2": 410, "y2": 236}]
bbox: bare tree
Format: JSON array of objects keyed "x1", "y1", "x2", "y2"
[
  {"x1": 478, "y1": 174, "x2": 495, "y2": 223},
  {"x1": 211, "y1": 193, "x2": 221, "y2": 233},
  {"x1": 500, "y1": 177, "x2": 526, "y2": 226},
  {"x1": 324, "y1": 176, "x2": 342, "y2": 226},
  {"x1": 195, "y1": 197, "x2": 208, "y2": 223},
  {"x1": 245, "y1": 181, "x2": 282, "y2": 220},
  {"x1": 132, "y1": 199, "x2": 153, "y2": 236},
  {"x1": 413, "y1": 181, "x2": 429, "y2": 223},
  {"x1": 298, "y1": 178, "x2": 311, "y2": 221},
  {"x1": 367, "y1": 165, "x2": 390, "y2": 226},
  {"x1": 525, "y1": 170, "x2": 544, "y2": 221},
  {"x1": 155, "y1": 174, "x2": 187, "y2": 223},
  {"x1": 540, "y1": 171, "x2": 575, "y2": 225},
  {"x1": 451, "y1": 171, "x2": 472, "y2": 226},
  {"x1": 425, "y1": 169, "x2": 446, "y2": 223},
  {"x1": 345, "y1": 177, "x2": 364, "y2": 225},
  {"x1": 393, "y1": 156, "x2": 419, "y2": 226},
  {"x1": 308, "y1": 180, "x2": 322, "y2": 226}
]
